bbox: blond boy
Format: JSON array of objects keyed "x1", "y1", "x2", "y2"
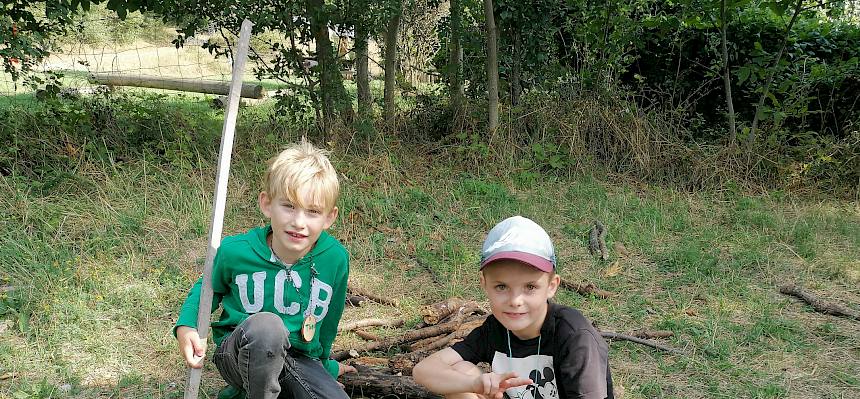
[
  {"x1": 174, "y1": 141, "x2": 354, "y2": 399},
  {"x1": 414, "y1": 216, "x2": 614, "y2": 399}
]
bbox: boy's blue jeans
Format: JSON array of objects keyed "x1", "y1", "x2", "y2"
[{"x1": 213, "y1": 312, "x2": 348, "y2": 399}]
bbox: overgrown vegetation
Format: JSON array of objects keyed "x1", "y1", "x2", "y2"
[
  {"x1": 1, "y1": 0, "x2": 859, "y2": 397},
  {"x1": 1, "y1": 93, "x2": 858, "y2": 398},
  {"x1": 3, "y1": 1, "x2": 859, "y2": 193}
]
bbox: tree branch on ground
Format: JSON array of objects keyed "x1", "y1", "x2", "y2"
[{"x1": 779, "y1": 284, "x2": 860, "y2": 321}]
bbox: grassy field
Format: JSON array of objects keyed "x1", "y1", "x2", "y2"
[{"x1": 0, "y1": 95, "x2": 859, "y2": 399}]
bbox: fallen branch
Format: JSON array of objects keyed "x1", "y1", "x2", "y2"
[
  {"x1": 779, "y1": 284, "x2": 860, "y2": 321},
  {"x1": 340, "y1": 364, "x2": 442, "y2": 399},
  {"x1": 333, "y1": 314, "x2": 474, "y2": 361},
  {"x1": 354, "y1": 330, "x2": 381, "y2": 341},
  {"x1": 600, "y1": 332, "x2": 685, "y2": 355},
  {"x1": 421, "y1": 298, "x2": 469, "y2": 325},
  {"x1": 588, "y1": 221, "x2": 609, "y2": 260},
  {"x1": 349, "y1": 283, "x2": 400, "y2": 307},
  {"x1": 390, "y1": 351, "x2": 431, "y2": 376},
  {"x1": 339, "y1": 318, "x2": 405, "y2": 332},
  {"x1": 559, "y1": 278, "x2": 614, "y2": 299},
  {"x1": 409, "y1": 333, "x2": 448, "y2": 350},
  {"x1": 346, "y1": 294, "x2": 369, "y2": 307},
  {"x1": 633, "y1": 330, "x2": 673, "y2": 339},
  {"x1": 410, "y1": 317, "x2": 485, "y2": 352},
  {"x1": 350, "y1": 357, "x2": 390, "y2": 367}
]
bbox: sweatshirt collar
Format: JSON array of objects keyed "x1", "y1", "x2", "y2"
[{"x1": 250, "y1": 224, "x2": 334, "y2": 265}]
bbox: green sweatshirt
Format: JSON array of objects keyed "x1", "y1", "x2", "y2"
[{"x1": 175, "y1": 225, "x2": 349, "y2": 378}]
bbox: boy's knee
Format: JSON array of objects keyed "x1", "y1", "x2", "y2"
[{"x1": 242, "y1": 312, "x2": 289, "y2": 348}]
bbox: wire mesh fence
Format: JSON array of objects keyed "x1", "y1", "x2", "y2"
[{"x1": 0, "y1": 33, "x2": 257, "y2": 98}]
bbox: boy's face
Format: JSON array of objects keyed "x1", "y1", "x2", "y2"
[
  {"x1": 480, "y1": 260, "x2": 560, "y2": 340},
  {"x1": 259, "y1": 191, "x2": 338, "y2": 264}
]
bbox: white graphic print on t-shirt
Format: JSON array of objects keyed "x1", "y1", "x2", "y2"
[{"x1": 491, "y1": 351, "x2": 558, "y2": 399}]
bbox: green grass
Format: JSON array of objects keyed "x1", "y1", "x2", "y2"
[{"x1": 1, "y1": 93, "x2": 859, "y2": 398}]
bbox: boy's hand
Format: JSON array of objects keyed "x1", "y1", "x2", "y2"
[
  {"x1": 338, "y1": 361, "x2": 356, "y2": 377},
  {"x1": 176, "y1": 326, "x2": 206, "y2": 368},
  {"x1": 336, "y1": 362, "x2": 357, "y2": 389},
  {"x1": 473, "y1": 372, "x2": 533, "y2": 399}
]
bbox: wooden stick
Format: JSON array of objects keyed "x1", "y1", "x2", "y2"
[
  {"x1": 354, "y1": 330, "x2": 381, "y2": 341},
  {"x1": 434, "y1": 305, "x2": 487, "y2": 326},
  {"x1": 421, "y1": 298, "x2": 469, "y2": 325},
  {"x1": 333, "y1": 316, "x2": 469, "y2": 361},
  {"x1": 559, "y1": 278, "x2": 615, "y2": 299},
  {"x1": 390, "y1": 351, "x2": 431, "y2": 376},
  {"x1": 340, "y1": 365, "x2": 442, "y2": 399},
  {"x1": 350, "y1": 357, "x2": 390, "y2": 366},
  {"x1": 779, "y1": 284, "x2": 860, "y2": 321},
  {"x1": 91, "y1": 73, "x2": 264, "y2": 99},
  {"x1": 348, "y1": 283, "x2": 400, "y2": 307},
  {"x1": 339, "y1": 318, "x2": 404, "y2": 332},
  {"x1": 184, "y1": 19, "x2": 254, "y2": 399},
  {"x1": 600, "y1": 332, "x2": 685, "y2": 355},
  {"x1": 633, "y1": 330, "x2": 674, "y2": 339},
  {"x1": 409, "y1": 333, "x2": 449, "y2": 350},
  {"x1": 411, "y1": 317, "x2": 485, "y2": 352},
  {"x1": 346, "y1": 294, "x2": 368, "y2": 307},
  {"x1": 588, "y1": 221, "x2": 609, "y2": 260}
]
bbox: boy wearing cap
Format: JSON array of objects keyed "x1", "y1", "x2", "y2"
[{"x1": 413, "y1": 216, "x2": 614, "y2": 399}]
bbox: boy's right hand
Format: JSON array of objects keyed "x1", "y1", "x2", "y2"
[
  {"x1": 176, "y1": 326, "x2": 206, "y2": 368},
  {"x1": 473, "y1": 371, "x2": 533, "y2": 399}
]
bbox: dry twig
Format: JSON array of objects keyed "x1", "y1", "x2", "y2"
[
  {"x1": 339, "y1": 364, "x2": 442, "y2": 399},
  {"x1": 589, "y1": 221, "x2": 609, "y2": 260},
  {"x1": 354, "y1": 330, "x2": 381, "y2": 341},
  {"x1": 779, "y1": 284, "x2": 860, "y2": 321},
  {"x1": 559, "y1": 278, "x2": 614, "y2": 299},
  {"x1": 333, "y1": 311, "x2": 480, "y2": 361},
  {"x1": 346, "y1": 294, "x2": 368, "y2": 307},
  {"x1": 339, "y1": 318, "x2": 405, "y2": 332},
  {"x1": 600, "y1": 332, "x2": 685, "y2": 355},
  {"x1": 421, "y1": 298, "x2": 469, "y2": 325},
  {"x1": 348, "y1": 283, "x2": 400, "y2": 307}
]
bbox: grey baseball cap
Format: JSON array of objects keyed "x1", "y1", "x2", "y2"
[{"x1": 480, "y1": 216, "x2": 556, "y2": 273}]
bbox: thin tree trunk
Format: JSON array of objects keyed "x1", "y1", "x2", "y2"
[
  {"x1": 449, "y1": 0, "x2": 464, "y2": 109},
  {"x1": 288, "y1": 13, "x2": 323, "y2": 124},
  {"x1": 511, "y1": 31, "x2": 522, "y2": 106},
  {"x1": 308, "y1": 0, "x2": 351, "y2": 130},
  {"x1": 720, "y1": 0, "x2": 737, "y2": 146},
  {"x1": 356, "y1": 25, "x2": 371, "y2": 117},
  {"x1": 747, "y1": 0, "x2": 803, "y2": 152},
  {"x1": 483, "y1": 0, "x2": 499, "y2": 134},
  {"x1": 384, "y1": 5, "x2": 402, "y2": 125}
]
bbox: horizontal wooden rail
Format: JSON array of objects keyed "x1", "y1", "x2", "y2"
[{"x1": 90, "y1": 73, "x2": 264, "y2": 99}]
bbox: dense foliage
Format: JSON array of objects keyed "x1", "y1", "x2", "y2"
[{"x1": 1, "y1": 0, "x2": 858, "y2": 192}]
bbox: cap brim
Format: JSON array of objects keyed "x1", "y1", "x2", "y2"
[{"x1": 480, "y1": 251, "x2": 554, "y2": 273}]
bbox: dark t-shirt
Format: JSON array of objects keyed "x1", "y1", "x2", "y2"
[{"x1": 451, "y1": 302, "x2": 614, "y2": 399}]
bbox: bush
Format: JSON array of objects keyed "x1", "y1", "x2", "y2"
[{"x1": 0, "y1": 92, "x2": 220, "y2": 184}]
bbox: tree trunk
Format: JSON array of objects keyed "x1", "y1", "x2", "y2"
[
  {"x1": 448, "y1": 0, "x2": 464, "y2": 109},
  {"x1": 720, "y1": 0, "x2": 737, "y2": 146},
  {"x1": 356, "y1": 25, "x2": 372, "y2": 117},
  {"x1": 511, "y1": 31, "x2": 522, "y2": 106},
  {"x1": 747, "y1": 0, "x2": 803, "y2": 152},
  {"x1": 308, "y1": 0, "x2": 352, "y2": 131},
  {"x1": 384, "y1": 5, "x2": 402, "y2": 125},
  {"x1": 483, "y1": 0, "x2": 499, "y2": 134}
]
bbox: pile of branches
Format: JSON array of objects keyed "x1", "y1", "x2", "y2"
[
  {"x1": 335, "y1": 293, "x2": 684, "y2": 398},
  {"x1": 335, "y1": 298, "x2": 486, "y2": 399}
]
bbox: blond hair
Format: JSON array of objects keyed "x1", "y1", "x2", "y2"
[{"x1": 263, "y1": 141, "x2": 340, "y2": 211}]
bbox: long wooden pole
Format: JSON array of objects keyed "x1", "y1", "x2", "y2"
[
  {"x1": 90, "y1": 73, "x2": 265, "y2": 99},
  {"x1": 183, "y1": 19, "x2": 254, "y2": 399}
]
